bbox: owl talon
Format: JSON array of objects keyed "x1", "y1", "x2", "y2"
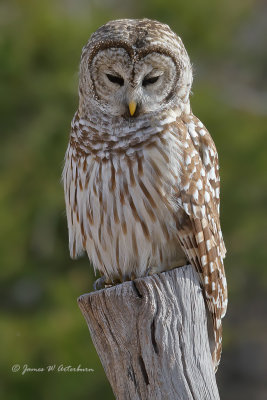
[
  {"x1": 94, "y1": 277, "x2": 115, "y2": 290},
  {"x1": 93, "y1": 277, "x2": 107, "y2": 291}
]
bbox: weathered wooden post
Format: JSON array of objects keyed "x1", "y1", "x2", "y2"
[{"x1": 78, "y1": 264, "x2": 220, "y2": 399}]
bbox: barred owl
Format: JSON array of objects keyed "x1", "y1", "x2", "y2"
[{"x1": 63, "y1": 19, "x2": 227, "y2": 369}]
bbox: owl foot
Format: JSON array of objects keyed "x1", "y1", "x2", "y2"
[
  {"x1": 94, "y1": 277, "x2": 106, "y2": 291},
  {"x1": 94, "y1": 275, "x2": 127, "y2": 290},
  {"x1": 93, "y1": 277, "x2": 115, "y2": 291}
]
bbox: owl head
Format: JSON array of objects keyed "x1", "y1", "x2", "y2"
[{"x1": 78, "y1": 19, "x2": 193, "y2": 119}]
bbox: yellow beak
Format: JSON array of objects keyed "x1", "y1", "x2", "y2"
[{"x1": 129, "y1": 101, "x2": 137, "y2": 116}]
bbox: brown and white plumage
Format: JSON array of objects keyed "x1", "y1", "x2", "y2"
[{"x1": 63, "y1": 19, "x2": 227, "y2": 370}]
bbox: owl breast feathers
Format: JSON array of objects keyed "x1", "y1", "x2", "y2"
[{"x1": 63, "y1": 19, "x2": 227, "y2": 370}]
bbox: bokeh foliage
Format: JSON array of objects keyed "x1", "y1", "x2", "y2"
[{"x1": 1, "y1": 0, "x2": 266, "y2": 399}]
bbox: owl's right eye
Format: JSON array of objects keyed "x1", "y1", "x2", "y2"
[{"x1": 106, "y1": 74, "x2": 124, "y2": 86}]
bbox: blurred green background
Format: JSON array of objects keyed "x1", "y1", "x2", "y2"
[{"x1": 1, "y1": 0, "x2": 267, "y2": 399}]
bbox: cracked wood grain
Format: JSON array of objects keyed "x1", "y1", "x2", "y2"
[{"x1": 78, "y1": 264, "x2": 220, "y2": 400}]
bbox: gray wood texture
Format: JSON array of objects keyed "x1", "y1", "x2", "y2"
[{"x1": 78, "y1": 264, "x2": 220, "y2": 400}]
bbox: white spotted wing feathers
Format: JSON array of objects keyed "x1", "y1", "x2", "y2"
[{"x1": 177, "y1": 113, "x2": 227, "y2": 368}]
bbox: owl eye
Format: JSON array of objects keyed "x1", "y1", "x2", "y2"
[
  {"x1": 106, "y1": 74, "x2": 124, "y2": 86},
  {"x1": 142, "y1": 75, "x2": 159, "y2": 87}
]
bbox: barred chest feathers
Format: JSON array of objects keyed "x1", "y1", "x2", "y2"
[{"x1": 63, "y1": 108, "x2": 188, "y2": 282}]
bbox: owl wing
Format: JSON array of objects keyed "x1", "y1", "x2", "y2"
[
  {"x1": 175, "y1": 113, "x2": 227, "y2": 368},
  {"x1": 63, "y1": 112, "x2": 87, "y2": 260}
]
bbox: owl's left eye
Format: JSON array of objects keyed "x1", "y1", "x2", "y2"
[
  {"x1": 142, "y1": 75, "x2": 160, "y2": 87},
  {"x1": 106, "y1": 74, "x2": 124, "y2": 86}
]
